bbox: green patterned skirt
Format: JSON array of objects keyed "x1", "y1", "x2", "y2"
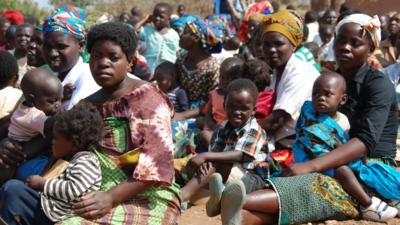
[
  {"x1": 58, "y1": 150, "x2": 181, "y2": 225},
  {"x1": 268, "y1": 173, "x2": 359, "y2": 225}
]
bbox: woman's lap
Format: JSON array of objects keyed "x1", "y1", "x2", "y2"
[
  {"x1": 0, "y1": 179, "x2": 52, "y2": 225},
  {"x1": 268, "y1": 173, "x2": 359, "y2": 225}
]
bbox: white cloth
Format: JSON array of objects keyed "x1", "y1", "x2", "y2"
[
  {"x1": 266, "y1": 54, "x2": 320, "y2": 121},
  {"x1": 61, "y1": 57, "x2": 100, "y2": 110},
  {"x1": 306, "y1": 22, "x2": 319, "y2": 43},
  {"x1": 312, "y1": 34, "x2": 322, "y2": 46},
  {"x1": 318, "y1": 38, "x2": 335, "y2": 62},
  {"x1": 0, "y1": 87, "x2": 22, "y2": 119},
  {"x1": 335, "y1": 111, "x2": 350, "y2": 134},
  {"x1": 335, "y1": 14, "x2": 381, "y2": 49},
  {"x1": 8, "y1": 104, "x2": 48, "y2": 142},
  {"x1": 212, "y1": 49, "x2": 238, "y2": 64}
]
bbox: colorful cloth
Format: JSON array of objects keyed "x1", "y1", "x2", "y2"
[
  {"x1": 259, "y1": 9, "x2": 304, "y2": 47},
  {"x1": 293, "y1": 101, "x2": 400, "y2": 200},
  {"x1": 177, "y1": 54, "x2": 219, "y2": 102},
  {"x1": 238, "y1": 1, "x2": 273, "y2": 41},
  {"x1": 171, "y1": 119, "x2": 199, "y2": 158},
  {"x1": 42, "y1": 5, "x2": 86, "y2": 41},
  {"x1": 336, "y1": 14, "x2": 381, "y2": 50},
  {"x1": 187, "y1": 18, "x2": 223, "y2": 54},
  {"x1": 60, "y1": 84, "x2": 180, "y2": 224},
  {"x1": 269, "y1": 173, "x2": 358, "y2": 224}
]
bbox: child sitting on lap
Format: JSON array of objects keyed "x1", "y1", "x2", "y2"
[
  {"x1": 25, "y1": 102, "x2": 102, "y2": 223},
  {"x1": 292, "y1": 72, "x2": 399, "y2": 222}
]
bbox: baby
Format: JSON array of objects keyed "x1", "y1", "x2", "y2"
[{"x1": 293, "y1": 72, "x2": 398, "y2": 222}]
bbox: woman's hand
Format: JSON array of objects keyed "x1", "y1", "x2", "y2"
[
  {"x1": 0, "y1": 138, "x2": 25, "y2": 168},
  {"x1": 72, "y1": 192, "x2": 114, "y2": 219},
  {"x1": 26, "y1": 175, "x2": 45, "y2": 191},
  {"x1": 281, "y1": 162, "x2": 315, "y2": 177}
]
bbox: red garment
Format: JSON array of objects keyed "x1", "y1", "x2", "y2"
[
  {"x1": 202, "y1": 89, "x2": 227, "y2": 127},
  {"x1": 237, "y1": 1, "x2": 272, "y2": 41},
  {"x1": 255, "y1": 90, "x2": 276, "y2": 121},
  {"x1": 270, "y1": 149, "x2": 294, "y2": 168},
  {"x1": 2, "y1": 10, "x2": 24, "y2": 25}
]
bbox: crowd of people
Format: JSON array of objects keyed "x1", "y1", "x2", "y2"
[{"x1": 0, "y1": 1, "x2": 399, "y2": 225}]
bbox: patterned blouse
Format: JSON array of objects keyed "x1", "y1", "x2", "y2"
[
  {"x1": 94, "y1": 84, "x2": 175, "y2": 185},
  {"x1": 177, "y1": 54, "x2": 220, "y2": 103}
]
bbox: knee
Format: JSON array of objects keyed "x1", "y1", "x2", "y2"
[
  {"x1": 334, "y1": 165, "x2": 352, "y2": 178},
  {"x1": 1, "y1": 179, "x2": 27, "y2": 200}
]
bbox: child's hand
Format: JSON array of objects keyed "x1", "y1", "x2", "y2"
[
  {"x1": 26, "y1": 175, "x2": 45, "y2": 191},
  {"x1": 63, "y1": 83, "x2": 76, "y2": 101},
  {"x1": 186, "y1": 154, "x2": 207, "y2": 178},
  {"x1": 196, "y1": 162, "x2": 214, "y2": 177}
]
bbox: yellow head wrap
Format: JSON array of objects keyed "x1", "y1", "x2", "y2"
[{"x1": 259, "y1": 10, "x2": 304, "y2": 47}]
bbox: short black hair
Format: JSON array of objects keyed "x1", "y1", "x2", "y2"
[
  {"x1": 154, "y1": 61, "x2": 177, "y2": 80},
  {"x1": 87, "y1": 22, "x2": 137, "y2": 59},
  {"x1": 0, "y1": 50, "x2": 18, "y2": 89},
  {"x1": 221, "y1": 57, "x2": 244, "y2": 80},
  {"x1": 16, "y1": 23, "x2": 34, "y2": 32},
  {"x1": 225, "y1": 78, "x2": 259, "y2": 106},
  {"x1": 155, "y1": 2, "x2": 172, "y2": 16},
  {"x1": 5, "y1": 25, "x2": 17, "y2": 42},
  {"x1": 305, "y1": 11, "x2": 318, "y2": 24},
  {"x1": 242, "y1": 59, "x2": 271, "y2": 92},
  {"x1": 54, "y1": 101, "x2": 103, "y2": 152}
]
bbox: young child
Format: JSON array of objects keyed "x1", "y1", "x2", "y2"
[
  {"x1": 242, "y1": 58, "x2": 275, "y2": 120},
  {"x1": 25, "y1": 102, "x2": 102, "y2": 223},
  {"x1": 136, "y1": 2, "x2": 180, "y2": 75},
  {"x1": 180, "y1": 79, "x2": 277, "y2": 217},
  {"x1": 293, "y1": 72, "x2": 399, "y2": 222},
  {"x1": 0, "y1": 51, "x2": 22, "y2": 121},
  {"x1": 196, "y1": 57, "x2": 244, "y2": 149},
  {"x1": 317, "y1": 25, "x2": 335, "y2": 70},
  {"x1": 154, "y1": 61, "x2": 189, "y2": 112},
  {"x1": 0, "y1": 68, "x2": 63, "y2": 183}
]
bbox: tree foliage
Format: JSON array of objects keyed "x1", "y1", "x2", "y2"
[{"x1": 0, "y1": 0, "x2": 50, "y2": 20}]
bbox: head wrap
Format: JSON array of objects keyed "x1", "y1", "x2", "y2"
[
  {"x1": 259, "y1": 9, "x2": 304, "y2": 47},
  {"x1": 335, "y1": 14, "x2": 381, "y2": 50},
  {"x1": 171, "y1": 15, "x2": 199, "y2": 29},
  {"x1": 42, "y1": 6, "x2": 86, "y2": 41},
  {"x1": 187, "y1": 18, "x2": 223, "y2": 54},
  {"x1": 238, "y1": 1, "x2": 273, "y2": 41},
  {"x1": 2, "y1": 10, "x2": 24, "y2": 25}
]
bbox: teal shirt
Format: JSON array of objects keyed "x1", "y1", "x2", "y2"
[{"x1": 140, "y1": 26, "x2": 180, "y2": 74}]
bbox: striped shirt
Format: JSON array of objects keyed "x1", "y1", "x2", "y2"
[{"x1": 41, "y1": 151, "x2": 102, "y2": 222}]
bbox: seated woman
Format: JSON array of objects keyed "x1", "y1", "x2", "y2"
[
  {"x1": 226, "y1": 12, "x2": 399, "y2": 225},
  {"x1": 212, "y1": 10, "x2": 360, "y2": 225},
  {"x1": 256, "y1": 9, "x2": 320, "y2": 149},
  {"x1": 0, "y1": 6, "x2": 101, "y2": 182},
  {"x1": 0, "y1": 21, "x2": 180, "y2": 225}
]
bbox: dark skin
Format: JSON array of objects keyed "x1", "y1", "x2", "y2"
[
  {"x1": 240, "y1": 23, "x2": 374, "y2": 225},
  {"x1": 258, "y1": 32, "x2": 295, "y2": 137},
  {"x1": 70, "y1": 39, "x2": 154, "y2": 219},
  {"x1": 173, "y1": 26, "x2": 214, "y2": 120},
  {"x1": 180, "y1": 90, "x2": 256, "y2": 202},
  {"x1": 27, "y1": 29, "x2": 46, "y2": 67}
]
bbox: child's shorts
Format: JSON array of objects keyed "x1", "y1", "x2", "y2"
[{"x1": 241, "y1": 172, "x2": 267, "y2": 194}]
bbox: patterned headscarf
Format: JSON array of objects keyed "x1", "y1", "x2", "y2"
[
  {"x1": 336, "y1": 14, "x2": 381, "y2": 50},
  {"x1": 42, "y1": 6, "x2": 86, "y2": 41},
  {"x1": 187, "y1": 18, "x2": 223, "y2": 54},
  {"x1": 238, "y1": 1, "x2": 273, "y2": 41},
  {"x1": 259, "y1": 9, "x2": 304, "y2": 47}
]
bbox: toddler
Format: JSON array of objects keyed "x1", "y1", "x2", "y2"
[{"x1": 25, "y1": 102, "x2": 103, "y2": 223}]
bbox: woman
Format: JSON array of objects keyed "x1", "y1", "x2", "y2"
[
  {"x1": 219, "y1": 10, "x2": 359, "y2": 225},
  {"x1": 177, "y1": 18, "x2": 221, "y2": 109},
  {"x1": 257, "y1": 10, "x2": 319, "y2": 148},
  {"x1": 42, "y1": 6, "x2": 100, "y2": 110}
]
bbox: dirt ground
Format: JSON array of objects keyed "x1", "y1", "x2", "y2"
[{"x1": 179, "y1": 201, "x2": 400, "y2": 225}]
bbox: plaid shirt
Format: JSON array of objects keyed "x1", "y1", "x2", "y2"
[{"x1": 210, "y1": 117, "x2": 269, "y2": 172}]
